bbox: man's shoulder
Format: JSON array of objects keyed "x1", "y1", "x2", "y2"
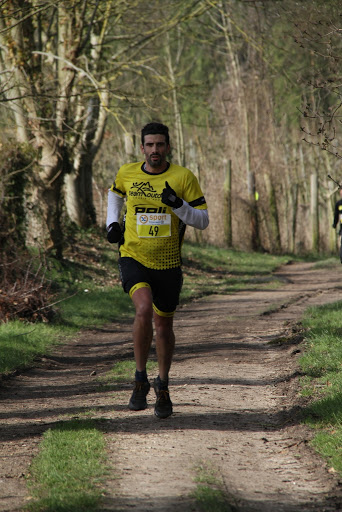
[
  {"x1": 168, "y1": 163, "x2": 195, "y2": 177},
  {"x1": 118, "y1": 161, "x2": 144, "y2": 174}
]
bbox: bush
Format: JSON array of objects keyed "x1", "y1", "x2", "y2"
[
  {"x1": 0, "y1": 253, "x2": 56, "y2": 323},
  {"x1": 0, "y1": 142, "x2": 35, "y2": 250},
  {"x1": 0, "y1": 143, "x2": 55, "y2": 323}
]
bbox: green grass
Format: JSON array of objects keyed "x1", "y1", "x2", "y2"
[
  {"x1": 27, "y1": 419, "x2": 108, "y2": 512},
  {"x1": 99, "y1": 359, "x2": 158, "y2": 389},
  {"x1": 58, "y1": 286, "x2": 133, "y2": 329},
  {"x1": 300, "y1": 301, "x2": 342, "y2": 380},
  {"x1": 299, "y1": 301, "x2": 342, "y2": 473},
  {"x1": 0, "y1": 320, "x2": 74, "y2": 374},
  {"x1": 181, "y1": 242, "x2": 291, "y2": 302},
  {"x1": 26, "y1": 359, "x2": 158, "y2": 510},
  {"x1": 192, "y1": 461, "x2": 236, "y2": 512},
  {"x1": 0, "y1": 286, "x2": 133, "y2": 375},
  {"x1": 0, "y1": 231, "x2": 134, "y2": 375}
]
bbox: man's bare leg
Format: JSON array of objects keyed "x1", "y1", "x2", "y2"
[
  {"x1": 128, "y1": 287, "x2": 153, "y2": 411},
  {"x1": 153, "y1": 312, "x2": 175, "y2": 418},
  {"x1": 153, "y1": 313, "x2": 175, "y2": 381},
  {"x1": 131, "y1": 287, "x2": 154, "y2": 371}
]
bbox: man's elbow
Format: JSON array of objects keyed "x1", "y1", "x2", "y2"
[{"x1": 199, "y1": 210, "x2": 209, "y2": 230}]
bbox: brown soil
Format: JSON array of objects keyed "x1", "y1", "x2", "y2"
[{"x1": 1, "y1": 261, "x2": 342, "y2": 511}]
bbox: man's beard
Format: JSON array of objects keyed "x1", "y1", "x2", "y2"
[{"x1": 147, "y1": 154, "x2": 162, "y2": 167}]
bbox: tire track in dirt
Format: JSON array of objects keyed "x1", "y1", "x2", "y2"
[{"x1": 1, "y1": 262, "x2": 342, "y2": 511}]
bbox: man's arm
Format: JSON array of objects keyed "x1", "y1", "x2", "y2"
[
  {"x1": 106, "y1": 189, "x2": 124, "y2": 227},
  {"x1": 106, "y1": 189, "x2": 124, "y2": 243},
  {"x1": 172, "y1": 201, "x2": 209, "y2": 230},
  {"x1": 333, "y1": 201, "x2": 340, "y2": 229},
  {"x1": 161, "y1": 181, "x2": 209, "y2": 230}
]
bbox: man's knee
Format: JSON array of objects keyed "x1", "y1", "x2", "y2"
[
  {"x1": 135, "y1": 302, "x2": 153, "y2": 320},
  {"x1": 131, "y1": 286, "x2": 153, "y2": 320},
  {"x1": 154, "y1": 315, "x2": 174, "y2": 336}
]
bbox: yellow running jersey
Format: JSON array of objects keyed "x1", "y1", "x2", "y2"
[{"x1": 110, "y1": 161, "x2": 207, "y2": 269}]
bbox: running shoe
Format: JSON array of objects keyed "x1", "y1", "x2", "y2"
[
  {"x1": 128, "y1": 380, "x2": 150, "y2": 411},
  {"x1": 153, "y1": 379, "x2": 173, "y2": 419}
]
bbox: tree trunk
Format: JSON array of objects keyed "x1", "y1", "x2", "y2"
[
  {"x1": 219, "y1": 5, "x2": 253, "y2": 249},
  {"x1": 25, "y1": 141, "x2": 64, "y2": 258},
  {"x1": 64, "y1": 162, "x2": 96, "y2": 228},
  {"x1": 165, "y1": 31, "x2": 185, "y2": 167},
  {"x1": 65, "y1": 94, "x2": 107, "y2": 227}
]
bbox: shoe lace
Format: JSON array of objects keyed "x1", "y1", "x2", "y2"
[
  {"x1": 133, "y1": 382, "x2": 148, "y2": 398},
  {"x1": 156, "y1": 389, "x2": 170, "y2": 404}
]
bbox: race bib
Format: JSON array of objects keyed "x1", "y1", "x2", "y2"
[{"x1": 137, "y1": 213, "x2": 171, "y2": 238}]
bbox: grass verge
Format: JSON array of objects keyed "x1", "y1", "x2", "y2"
[
  {"x1": 299, "y1": 300, "x2": 342, "y2": 474},
  {"x1": 27, "y1": 357, "x2": 158, "y2": 511},
  {"x1": 192, "y1": 461, "x2": 237, "y2": 512},
  {"x1": 0, "y1": 286, "x2": 133, "y2": 376},
  {"x1": 181, "y1": 242, "x2": 291, "y2": 302},
  {"x1": 27, "y1": 419, "x2": 108, "y2": 512}
]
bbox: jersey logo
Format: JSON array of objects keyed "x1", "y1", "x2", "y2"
[
  {"x1": 135, "y1": 206, "x2": 167, "y2": 215},
  {"x1": 139, "y1": 214, "x2": 149, "y2": 224},
  {"x1": 129, "y1": 181, "x2": 161, "y2": 199}
]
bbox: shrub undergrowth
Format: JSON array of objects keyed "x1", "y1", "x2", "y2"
[{"x1": 300, "y1": 300, "x2": 342, "y2": 473}]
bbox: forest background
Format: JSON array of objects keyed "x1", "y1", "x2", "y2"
[{"x1": 1, "y1": 0, "x2": 342, "y2": 262}]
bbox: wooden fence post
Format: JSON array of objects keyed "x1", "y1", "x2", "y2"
[
  {"x1": 310, "y1": 171, "x2": 319, "y2": 252},
  {"x1": 223, "y1": 159, "x2": 232, "y2": 247},
  {"x1": 248, "y1": 170, "x2": 259, "y2": 251}
]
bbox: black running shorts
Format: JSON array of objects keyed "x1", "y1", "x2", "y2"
[{"x1": 118, "y1": 257, "x2": 183, "y2": 317}]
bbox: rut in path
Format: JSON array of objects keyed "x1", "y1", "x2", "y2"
[{"x1": 1, "y1": 262, "x2": 342, "y2": 512}]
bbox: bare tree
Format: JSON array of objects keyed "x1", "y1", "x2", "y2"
[
  {"x1": 291, "y1": 1, "x2": 342, "y2": 161},
  {"x1": 0, "y1": 0, "x2": 209, "y2": 256},
  {"x1": 0, "y1": 1, "x2": 109, "y2": 255}
]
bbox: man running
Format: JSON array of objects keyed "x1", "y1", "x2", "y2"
[
  {"x1": 332, "y1": 188, "x2": 342, "y2": 263},
  {"x1": 106, "y1": 122, "x2": 209, "y2": 418}
]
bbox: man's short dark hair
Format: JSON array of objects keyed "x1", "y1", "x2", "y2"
[{"x1": 141, "y1": 122, "x2": 170, "y2": 146}]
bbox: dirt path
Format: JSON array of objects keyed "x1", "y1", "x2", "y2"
[{"x1": 1, "y1": 261, "x2": 342, "y2": 511}]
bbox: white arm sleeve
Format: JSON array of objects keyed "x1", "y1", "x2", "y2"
[
  {"x1": 172, "y1": 200, "x2": 209, "y2": 230},
  {"x1": 106, "y1": 189, "x2": 124, "y2": 228}
]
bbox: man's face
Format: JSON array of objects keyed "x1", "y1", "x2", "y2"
[{"x1": 141, "y1": 134, "x2": 169, "y2": 170}]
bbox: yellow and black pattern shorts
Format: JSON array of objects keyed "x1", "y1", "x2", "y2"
[{"x1": 118, "y1": 257, "x2": 183, "y2": 317}]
